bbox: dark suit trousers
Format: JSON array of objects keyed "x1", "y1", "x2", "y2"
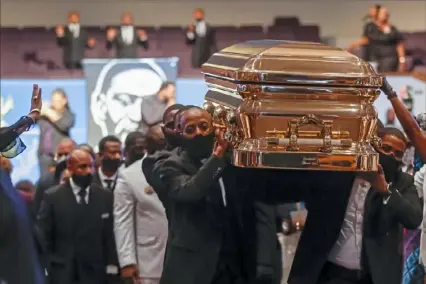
[
  {"x1": 317, "y1": 263, "x2": 373, "y2": 284},
  {"x1": 211, "y1": 266, "x2": 244, "y2": 284},
  {"x1": 211, "y1": 252, "x2": 244, "y2": 284}
]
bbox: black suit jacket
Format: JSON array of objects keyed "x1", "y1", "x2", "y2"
[
  {"x1": 363, "y1": 171, "x2": 421, "y2": 284},
  {"x1": 37, "y1": 181, "x2": 116, "y2": 284},
  {"x1": 142, "y1": 148, "x2": 178, "y2": 223},
  {"x1": 186, "y1": 23, "x2": 217, "y2": 68},
  {"x1": 154, "y1": 149, "x2": 277, "y2": 284},
  {"x1": 0, "y1": 168, "x2": 45, "y2": 284},
  {"x1": 56, "y1": 27, "x2": 90, "y2": 65},
  {"x1": 106, "y1": 27, "x2": 149, "y2": 58},
  {"x1": 286, "y1": 171, "x2": 422, "y2": 284}
]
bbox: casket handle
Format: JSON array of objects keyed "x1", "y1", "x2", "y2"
[{"x1": 287, "y1": 114, "x2": 333, "y2": 153}]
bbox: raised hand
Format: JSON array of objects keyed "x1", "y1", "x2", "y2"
[
  {"x1": 380, "y1": 77, "x2": 397, "y2": 99},
  {"x1": 371, "y1": 164, "x2": 390, "y2": 195},
  {"x1": 213, "y1": 128, "x2": 229, "y2": 158},
  {"x1": 137, "y1": 29, "x2": 147, "y2": 39},
  {"x1": 107, "y1": 28, "x2": 117, "y2": 41},
  {"x1": 87, "y1": 38, "x2": 96, "y2": 48},
  {"x1": 29, "y1": 84, "x2": 42, "y2": 120},
  {"x1": 121, "y1": 264, "x2": 138, "y2": 279},
  {"x1": 56, "y1": 25, "x2": 65, "y2": 37}
]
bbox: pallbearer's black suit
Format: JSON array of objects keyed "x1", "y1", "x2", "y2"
[
  {"x1": 155, "y1": 149, "x2": 277, "y2": 284},
  {"x1": 37, "y1": 181, "x2": 116, "y2": 284},
  {"x1": 57, "y1": 26, "x2": 90, "y2": 69},
  {"x1": 106, "y1": 26, "x2": 149, "y2": 58}
]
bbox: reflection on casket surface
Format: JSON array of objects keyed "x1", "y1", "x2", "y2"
[{"x1": 202, "y1": 40, "x2": 383, "y2": 172}]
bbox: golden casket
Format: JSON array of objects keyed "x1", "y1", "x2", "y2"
[{"x1": 202, "y1": 40, "x2": 383, "y2": 172}]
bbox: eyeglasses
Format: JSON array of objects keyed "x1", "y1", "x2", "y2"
[{"x1": 380, "y1": 144, "x2": 405, "y2": 160}]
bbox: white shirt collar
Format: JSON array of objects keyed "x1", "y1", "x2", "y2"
[
  {"x1": 69, "y1": 177, "x2": 89, "y2": 195},
  {"x1": 98, "y1": 167, "x2": 118, "y2": 182}
]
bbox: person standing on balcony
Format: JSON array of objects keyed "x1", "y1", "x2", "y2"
[
  {"x1": 56, "y1": 11, "x2": 96, "y2": 69},
  {"x1": 186, "y1": 8, "x2": 217, "y2": 68}
]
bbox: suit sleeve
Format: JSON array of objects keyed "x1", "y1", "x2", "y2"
[
  {"x1": 106, "y1": 36, "x2": 116, "y2": 50},
  {"x1": 37, "y1": 192, "x2": 54, "y2": 256},
  {"x1": 56, "y1": 33, "x2": 68, "y2": 47},
  {"x1": 254, "y1": 201, "x2": 277, "y2": 267},
  {"x1": 52, "y1": 110, "x2": 75, "y2": 134},
  {"x1": 113, "y1": 172, "x2": 137, "y2": 268},
  {"x1": 383, "y1": 176, "x2": 423, "y2": 229},
  {"x1": 157, "y1": 155, "x2": 226, "y2": 203},
  {"x1": 103, "y1": 190, "x2": 118, "y2": 266},
  {"x1": 186, "y1": 31, "x2": 196, "y2": 45},
  {"x1": 138, "y1": 36, "x2": 149, "y2": 50},
  {"x1": 0, "y1": 116, "x2": 34, "y2": 151}
]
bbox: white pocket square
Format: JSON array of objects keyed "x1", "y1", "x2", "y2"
[{"x1": 101, "y1": 213, "x2": 110, "y2": 219}]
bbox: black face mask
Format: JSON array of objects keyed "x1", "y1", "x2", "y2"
[
  {"x1": 72, "y1": 173, "x2": 93, "y2": 188},
  {"x1": 101, "y1": 157, "x2": 121, "y2": 172},
  {"x1": 379, "y1": 152, "x2": 401, "y2": 183},
  {"x1": 164, "y1": 132, "x2": 181, "y2": 149},
  {"x1": 129, "y1": 147, "x2": 145, "y2": 162},
  {"x1": 181, "y1": 133, "x2": 215, "y2": 160}
]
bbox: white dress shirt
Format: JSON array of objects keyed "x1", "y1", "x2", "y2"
[
  {"x1": 121, "y1": 25, "x2": 134, "y2": 45},
  {"x1": 328, "y1": 177, "x2": 371, "y2": 270},
  {"x1": 70, "y1": 177, "x2": 90, "y2": 204},
  {"x1": 98, "y1": 167, "x2": 118, "y2": 190},
  {"x1": 416, "y1": 165, "x2": 426, "y2": 269},
  {"x1": 68, "y1": 23, "x2": 80, "y2": 38},
  {"x1": 187, "y1": 21, "x2": 207, "y2": 40}
]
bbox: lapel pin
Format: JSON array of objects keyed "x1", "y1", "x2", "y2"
[{"x1": 144, "y1": 186, "x2": 154, "y2": 194}]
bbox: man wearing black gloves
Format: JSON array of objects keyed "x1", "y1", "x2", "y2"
[{"x1": 153, "y1": 106, "x2": 277, "y2": 284}]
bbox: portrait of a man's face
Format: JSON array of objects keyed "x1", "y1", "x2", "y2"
[{"x1": 90, "y1": 62, "x2": 167, "y2": 143}]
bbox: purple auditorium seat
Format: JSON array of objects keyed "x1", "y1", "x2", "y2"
[
  {"x1": 157, "y1": 26, "x2": 191, "y2": 59},
  {"x1": 238, "y1": 25, "x2": 265, "y2": 41},
  {"x1": 294, "y1": 25, "x2": 321, "y2": 43},
  {"x1": 136, "y1": 26, "x2": 161, "y2": 57},
  {"x1": 273, "y1": 17, "x2": 300, "y2": 27},
  {"x1": 266, "y1": 26, "x2": 295, "y2": 40},
  {"x1": 215, "y1": 26, "x2": 241, "y2": 49}
]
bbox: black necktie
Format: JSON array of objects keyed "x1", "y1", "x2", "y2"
[
  {"x1": 78, "y1": 188, "x2": 87, "y2": 205},
  {"x1": 104, "y1": 179, "x2": 113, "y2": 191}
]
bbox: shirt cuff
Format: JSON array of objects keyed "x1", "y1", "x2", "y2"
[
  {"x1": 383, "y1": 188, "x2": 400, "y2": 205},
  {"x1": 1, "y1": 138, "x2": 26, "y2": 158},
  {"x1": 187, "y1": 32, "x2": 195, "y2": 40}
]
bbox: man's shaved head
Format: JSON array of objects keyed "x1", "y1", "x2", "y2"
[{"x1": 67, "y1": 149, "x2": 93, "y2": 176}]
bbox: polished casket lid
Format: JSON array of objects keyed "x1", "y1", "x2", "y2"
[{"x1": 202, "y1": 40, "x2": 383, "y2": 87}]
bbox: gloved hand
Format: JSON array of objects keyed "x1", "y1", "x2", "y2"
[
  {"x1": 256, "y1": 265, "x2": 274, "y2": 283},
  {"x1": 380, "y1": 78, "x2": 397, "y2": 99}
]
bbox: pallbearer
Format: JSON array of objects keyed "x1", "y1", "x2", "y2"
[{"x1": 202, "y1": 40, "x2": 386, "y2": 284}]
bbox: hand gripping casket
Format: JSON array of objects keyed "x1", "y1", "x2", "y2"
[{"x1": 202, "y1": 40, "x2": 382, "y2": 172}]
